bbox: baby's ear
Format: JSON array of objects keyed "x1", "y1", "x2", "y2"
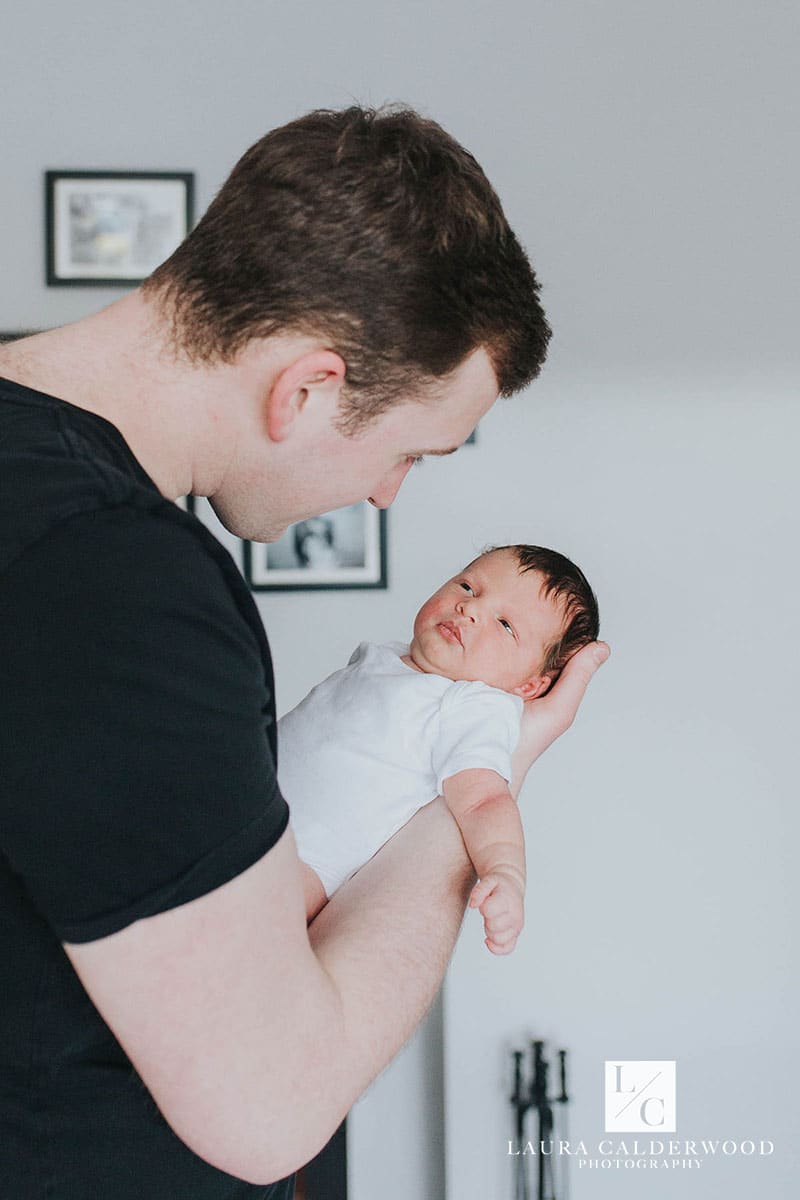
[{"x1": 512, "y1": 675, "x2": 552, "y2": 701}]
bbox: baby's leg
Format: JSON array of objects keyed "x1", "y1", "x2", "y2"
[{"x1": 302, "y1": 863, "x2": 328, "y2": 923}]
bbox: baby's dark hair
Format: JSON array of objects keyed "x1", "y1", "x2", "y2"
[{"x1": 484, "y1": 545, "x2": 600, "y2": 688}]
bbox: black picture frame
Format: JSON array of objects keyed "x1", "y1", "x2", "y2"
[
  {"x1": 243, "y1": 503, "x2": 388, "y2": 593},
  {"x1": 45, "y1": 170, "x2": 194, "y2": 287},
  {"x1": 0, "y1": 330, "x2": 38, "y2": 343}
]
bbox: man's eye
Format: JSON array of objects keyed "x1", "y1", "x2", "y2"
[
  {"x1": 459, "y1": 582, "x2": 473, "y2": 594},
  {"x1": 499, "y1": 618, "x2": 515, "y2": 635}
]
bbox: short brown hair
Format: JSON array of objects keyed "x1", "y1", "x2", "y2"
[
  {"x1": 144, "y1": 105, "x2": 551, "y2": 431},
  {"x1": 483, "y1": 545, "x2": 600, "y2": 687}
]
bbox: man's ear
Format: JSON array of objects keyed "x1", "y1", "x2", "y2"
[
  {"x1": 265, "y1": 350, "x2": 346, "y2": 442},
  {"x1": 512, "y1": 675, "x2": 552, "y2": 701}
]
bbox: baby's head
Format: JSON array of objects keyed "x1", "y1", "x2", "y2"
[{"x1": 407, "y1": 545, "x2": 599, "y2": 698}]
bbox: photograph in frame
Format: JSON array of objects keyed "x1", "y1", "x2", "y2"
[
  {"x1": 243, "y1": 502, "x2": 387, "y2": 592},
  {"x1": 46, "y1": 171, "x2": 194, "y2": 286},
  {"x1": 0, "y1": 331, "x2": 39, "y2": 344}
]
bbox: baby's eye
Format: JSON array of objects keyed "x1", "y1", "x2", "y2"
[
  {"x1": 459, "y1": 581, "x2": 474, "y2": 594},
  {"x1": 406, "y1": 455, "x2": 426, "y2": 467},
  {"x1": 499, "y1": 618, "x2": 515, "y2": 635}
]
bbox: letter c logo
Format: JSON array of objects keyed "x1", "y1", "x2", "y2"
[{"x1": 640, "y1": 1096, "x2": 664, "y2": 1127}]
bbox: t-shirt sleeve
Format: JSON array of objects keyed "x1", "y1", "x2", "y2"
[
  {"x1": 431, "y1": 681, "x2": 524, "y2": 794},
  {"x1": 0, "y1": 504, "x2": 289, "y2": 944}
]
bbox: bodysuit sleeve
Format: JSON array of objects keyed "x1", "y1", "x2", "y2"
[
  {"x1": 0, "y1": 504, "x2": 289, "y2": 944},
  {"x1": 431, "y1": 680, "x2": 524, "y2": 795}
]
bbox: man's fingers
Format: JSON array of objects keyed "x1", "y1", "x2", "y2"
[
  {"x1": 523, "y1": 640, "x2": 609, "y2": 754},
  {"x1": 545, "y1": 640, "x2": 609, "y2": 727}
]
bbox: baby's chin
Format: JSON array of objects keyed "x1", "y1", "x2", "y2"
[
  {"x1": 406, "y1": 639, "x2": 458, "y2": 680},
  {"x1": 406, "y1": 640, "x2": 513, "y2": 692}
]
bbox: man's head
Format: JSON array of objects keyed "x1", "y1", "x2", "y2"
[
  {"x1": 407, "y1": 546, "x2": 600, "y2": 697},
  {"x1": 144, "y1": 105, "x2": 550, "y2": 435}
]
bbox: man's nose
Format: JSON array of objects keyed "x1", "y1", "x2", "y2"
[{"x1": 367, "y1": 460, "x2": 414, "y2": 509}]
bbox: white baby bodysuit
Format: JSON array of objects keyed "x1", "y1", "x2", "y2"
[{"x1": 278, "y1": 641, "x2": 523, "y2": 896}]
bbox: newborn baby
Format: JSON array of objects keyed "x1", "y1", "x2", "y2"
[{"x1": 278, "y1": 544, "x2": 599, "y2": 954}]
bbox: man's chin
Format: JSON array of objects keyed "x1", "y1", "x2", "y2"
[
  {"x1": 248, "y1": 525, "x2": 288, "y2": 545},
  {"x1": 206, "y1": 497, "x2": 288, "y2": 543}
]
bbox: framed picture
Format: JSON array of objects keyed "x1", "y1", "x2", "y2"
[
  {"x1": 45, "y1": 170, "x2": 194, "y2": 286},
  {"x1": 0, "y1": 330, "x2": 38, "y2": 343},
  {"x1": 243, "y1": 503, "x2": 387, "y2": 592}
]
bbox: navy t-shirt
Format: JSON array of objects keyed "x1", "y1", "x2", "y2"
[{"x1": 0, "y1": 375, "x2": 294, "y2": 1198}]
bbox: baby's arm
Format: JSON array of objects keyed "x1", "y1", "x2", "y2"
[{"x1": 442, "y1": 769, "x2": 525, "y2": 955}]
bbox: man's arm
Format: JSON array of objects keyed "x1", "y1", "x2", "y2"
[
  {"x1": 64, "y1": 799, "x2": 474, "y2": 1186},
  {"x1": 64, "y1": 640, "x2": 608, "y2": 1185}
]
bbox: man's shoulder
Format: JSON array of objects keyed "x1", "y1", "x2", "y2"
[
  {"x1": 2, "y1": 500, "x2": 259, "y2": 654},
  {"x1": 0, "y1": 374, "x2": 164, "y2": 574}
]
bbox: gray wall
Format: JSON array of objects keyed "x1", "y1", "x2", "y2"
[{"x1": 2, "y1": 3, "x2": 798, "y2": 1198}]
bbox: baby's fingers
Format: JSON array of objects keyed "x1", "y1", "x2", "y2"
[
  {"x1": 486, "y1": 933, "x2": 518, "y2": 956},
  {"x1": 485, "y1": 921, "x2": 518, "y2": 944},
  {"x1": 469, "y1": 877, "x2": 497, "y2": 908},
  {"x1": 481, "y1": 891, "x2": 515, "y2": 922}
]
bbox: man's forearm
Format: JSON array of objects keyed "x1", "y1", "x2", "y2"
[
  {"x1": 306, "y1": 796, "x2": 474, "y2": 1108},
  {"x1": 63, "y1": 646, "x2": 608, "y2": 1185}
]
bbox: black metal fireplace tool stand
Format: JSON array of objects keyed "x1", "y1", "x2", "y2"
[{"x1": 510, "y1": 1040, "x2": 570, "y2": 1200}]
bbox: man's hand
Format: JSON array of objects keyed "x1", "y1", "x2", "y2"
[
  {"x1": 469, "y1": 870, "x2": 525, "y2": 955},
  {"x1": 510, "y1": 640, "x2": 610, "y2": 797}
]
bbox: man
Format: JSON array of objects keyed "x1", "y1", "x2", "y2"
[{"x1": 0, "y1": 106, "x2": 607, "y2": 1197}]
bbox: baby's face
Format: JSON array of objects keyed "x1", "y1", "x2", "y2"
[{"x1": 407, "y1": 549, "x2": 566, "y2": 698}]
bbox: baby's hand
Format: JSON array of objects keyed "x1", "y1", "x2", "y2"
[{"x1": 469, "y1": 872, "x2": 525, "y2": 955}]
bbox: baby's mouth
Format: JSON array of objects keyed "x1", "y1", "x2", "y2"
[{"x1": 438, "y1": 621, "x2": 463, "y2": 648}]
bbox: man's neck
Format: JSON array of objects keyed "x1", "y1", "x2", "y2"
[{"x1": 0, "y1": 292, "x2": 239, "y2": 501}]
